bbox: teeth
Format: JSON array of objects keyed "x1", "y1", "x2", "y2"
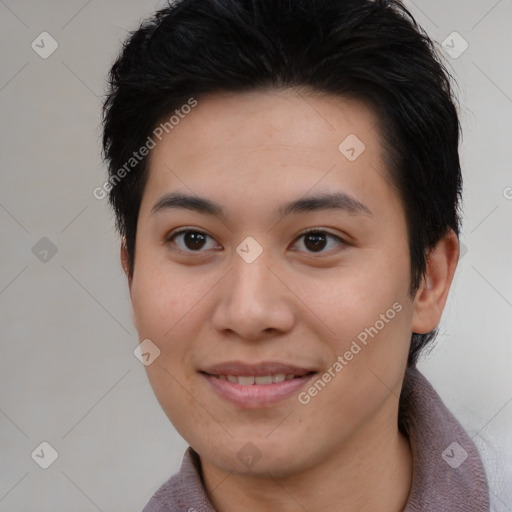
[
  {"x1": 216, "y1": 374, "x2": 298, "y2": 385},
  {"x1": 238, "y1": 376, "x2": 255, "y2": 385},
  {"x1": 255, "y1": 375, "x2": 272, "y2": 385}
]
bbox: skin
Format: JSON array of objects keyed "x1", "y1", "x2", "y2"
[{"x1": 121, "y1": 88, "x2": 459, "y2": 512}]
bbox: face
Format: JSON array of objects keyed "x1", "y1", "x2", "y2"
[{"x1": 126, "y1": 88, "x2": 418, "y2": 477}]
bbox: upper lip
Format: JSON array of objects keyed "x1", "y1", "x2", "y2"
[{"x1": 201, "y1": 361, "x2": 316, "y2": 377}]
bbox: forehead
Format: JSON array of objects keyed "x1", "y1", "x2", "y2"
[
  {"x1": 141, "y1": 88, "x2": 397, "y2": 221},
  {"x1": 150, "y1": 88, "x2": 381, "y2": 160}
]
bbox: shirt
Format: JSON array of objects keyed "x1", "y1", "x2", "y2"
[{"x1": 141, "y1": 366, "x2": 490, "y2": 511}]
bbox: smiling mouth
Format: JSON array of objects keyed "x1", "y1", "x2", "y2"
[
  {"x1": 202, "y1": 372, "x2": 316, "y2": 385},
  {"x1": 200, "y1": 368, "x2": 318, "y2": 408}
]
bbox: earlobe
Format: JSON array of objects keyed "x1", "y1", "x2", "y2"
[{"x1": 411, "y1": 230, "x2": 460, "y2": 334}]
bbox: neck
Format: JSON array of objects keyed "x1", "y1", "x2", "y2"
[{"x1": 201, "y1": 396, "x2": 413, "y2": 512}]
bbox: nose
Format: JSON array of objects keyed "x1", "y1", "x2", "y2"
[{"x1": 210, "y1": 248, "x2": 296, "y2": 341}]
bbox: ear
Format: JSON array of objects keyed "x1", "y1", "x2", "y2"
[
  {"x1": 411, "y1": 229, "x2": 460, "y2": 334},
  {"x1": 120, "y1": 238, "x2": 133, "y2": 294},
  {"x1": 121, "y1": 238, "x2": 140, "y2": 332}
]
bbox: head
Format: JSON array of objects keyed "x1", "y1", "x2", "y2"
[{"x1": 102, "y1": 0, "x2": 461, "y2": 477}]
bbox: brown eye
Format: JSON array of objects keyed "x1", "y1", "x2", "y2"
[
  {"x1": 167, "y1": 229, "x2": 219, "y2": 252},
  {"x1": 293, "y1": 230, "x2": 345, "y2": 254},
  {"x1": 303, "y1": 232, "x2": 328, "y2": 251}
]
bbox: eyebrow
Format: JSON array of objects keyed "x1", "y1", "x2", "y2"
[{"x1": 150, "y1": 191, "x2": 372, "y2": 218}]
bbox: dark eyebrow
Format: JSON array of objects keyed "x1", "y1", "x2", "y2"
[
  {"x1": 278, "y1": 192, "x2": 371, "y2": 217},
  {"x1": 151, "y1": 191, "x2": 372, "y2": 218},
  {"x1": 151, "y1": 192, "x2": 225, "y2": 218}
]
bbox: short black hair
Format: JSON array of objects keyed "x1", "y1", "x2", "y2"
[{"x1": 102, "y1": 0, "x2": 463, "y2": 367}]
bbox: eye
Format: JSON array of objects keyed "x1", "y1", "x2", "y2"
[
  {"x1": 292, "y1": 229, "x2": 346, "y2": 254},
  {"x1": 166, "y1": 227, "x2": 347, "y2": 255},
  {"x1": 166, "y1": 228, "x2": 220, "y2": 253}
]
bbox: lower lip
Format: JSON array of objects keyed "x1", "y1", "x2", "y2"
[{"x1": 201, "y1": 373, "x2": 316, "y2": 408}]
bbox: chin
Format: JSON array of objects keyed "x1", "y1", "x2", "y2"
[{"x1": 195, "y1": 435, "x2": 316, "y2": 478}]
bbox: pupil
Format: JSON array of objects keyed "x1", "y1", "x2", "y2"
[
  {"x1": 185, "y1": 232, "x2": 206, "y2": 250},
  {"x1": 305, "y1": 232, "x2": 326, "y2": 251}
]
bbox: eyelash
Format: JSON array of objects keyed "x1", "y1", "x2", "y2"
[{"x1": 165, "y1": 227, "x2": 347, "y2": 256}]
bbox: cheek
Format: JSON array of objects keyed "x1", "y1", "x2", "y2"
[
  {"x1": 130, "y1": 260, "x2": 193, "y2": 339},
  {"x1": 130, "y1": 266, "x2": 208, "y2": 433},
  {"x1": 130, "y1": 265, "x2": 202, "y2": 409},
  {"x1": 308, "y1": 259, "x2": 408, "y2": 342},
  {"x1": 317, "y1": 255, "x2": 412, "y2": 392}
]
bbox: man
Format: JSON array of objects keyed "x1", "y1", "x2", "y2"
[{"x1": 101, "y1": 0, "x2": 489, "y2": 510}]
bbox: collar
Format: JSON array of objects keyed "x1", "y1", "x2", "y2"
[
  {"x1": 142, "y1": 367, "x2": 489, "y2": 511},
  {"x1": 399, "y1": 366, "x2": 489, "y2": 510}
]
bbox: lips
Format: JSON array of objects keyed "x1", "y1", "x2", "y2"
[{"x1": 200, "y1": 361, "x2": 317, "y2": 408}]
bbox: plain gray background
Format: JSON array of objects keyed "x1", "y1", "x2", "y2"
[{"x1": 0, "y1": 0, "x2": 511, "y2": 510}]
